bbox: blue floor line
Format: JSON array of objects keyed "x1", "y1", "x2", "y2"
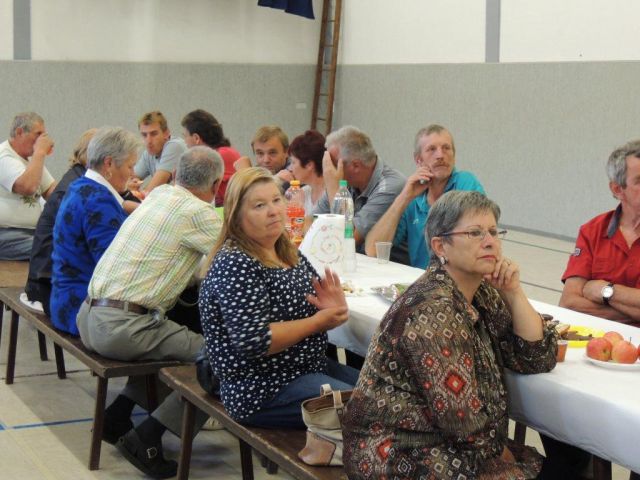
[{"x1": 4, "y1": 411, "x2": 148, "y2": 431}]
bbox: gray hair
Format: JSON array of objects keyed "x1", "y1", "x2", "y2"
[
  {"x1": 175, "y1": 146, "x2": 223, "y2": 191},
  {"x1": 425, "y1": 191, "x2": 500, "y2": 261},
  {"x1": 606, "y1": 140, "x2": 640, "y2": 187},
  {"x1": 10, "y1": 112, "x2": 44, "y2": 138},
  {"x1": 413, "y1": 124, "x2": 456, "y2": 157},
  {"x1": 325, "y1": 125, "x2": 377, "y2": 166},
  {"x1": 87, "y1": 126, "x2": 142, "y2": 170}
]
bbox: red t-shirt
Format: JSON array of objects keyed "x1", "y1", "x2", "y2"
[
  {"x1": 562, "y1": 206, "x2": 640, "y2": 289},
  {"x1": 215, "y1": 146, "x2": 241, "y2": 206}
]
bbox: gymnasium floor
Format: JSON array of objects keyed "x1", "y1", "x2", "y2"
[{"x1": 0, "y1": 229, "x2": 631, "y2": 479}]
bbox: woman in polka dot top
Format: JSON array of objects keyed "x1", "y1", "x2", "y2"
[{"x1": 199, "y1": 167, "x2": 359, "y2": 427}]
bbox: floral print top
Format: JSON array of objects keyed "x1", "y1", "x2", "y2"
[{"x1": 342, "y1": 263, "x2": 557, "y2": 480}]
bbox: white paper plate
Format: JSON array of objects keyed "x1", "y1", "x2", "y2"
[{"x1": 583, "y1": 353, "x2": 640, "y2": 370}]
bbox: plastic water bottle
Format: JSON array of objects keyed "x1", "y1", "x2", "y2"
[
  {"x1": 331, "y1": 180, "x2": 357, "y2": 273},
  {"x1": 285, "y1": 180, "x2": 306, "y2": 247}
]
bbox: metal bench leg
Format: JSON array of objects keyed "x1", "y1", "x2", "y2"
[
  {"x1": 177, "y1": 399, "x2": 195, "y2": 480},
  {"x1": 593, "y1": 455, "x2": 612, "y2": 480},
  {"x1": 144, "y1": 374, "x2": 159, "y2": 411},
  {"x1": 37, "y1": 331, "x2": 48, "y2": 361},
  {"x1": 54, "y1": 343, "x2": 66, "y2": 379},
  {"x1": 513, "y1": 421, "x2": 527, "y2": 445},
  {"x1": 89, "y1": 376, "x2": 108, "y2": 470},
  {"x1": 239, "y1": 439, "x2": 254, "y2": 480},
  {"x1": 5, "y1": 310, "x2": 19, "y2": 385}
]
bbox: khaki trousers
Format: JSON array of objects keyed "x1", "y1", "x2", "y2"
[{"x1": 77, "y1": 301, "x2": 207, "y2": 436}]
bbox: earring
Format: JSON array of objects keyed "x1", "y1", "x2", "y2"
[{"x1": 439, "y1": 256, "x2": 447, "y2": 265}]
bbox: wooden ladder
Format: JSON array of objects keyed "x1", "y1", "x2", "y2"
[{"x1": 311, "y1": 0, "x2": 343, "y2": 135}]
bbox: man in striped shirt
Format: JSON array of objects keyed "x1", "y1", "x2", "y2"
[{"x1": 77, "y1": 146, "x2": 223, "y2": 479}]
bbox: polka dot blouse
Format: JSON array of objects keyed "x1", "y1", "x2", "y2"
[{"x1": 199, "y1": 243, "x2": 328, "y2": 420}]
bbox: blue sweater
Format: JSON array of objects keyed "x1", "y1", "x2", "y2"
[{"x1": 50, "y1": 177, "x2": 126, "y2": 335}]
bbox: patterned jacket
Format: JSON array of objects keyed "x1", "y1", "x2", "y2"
[{"x1": 342, "y1": 263, "x2": 557, "y2": 480}]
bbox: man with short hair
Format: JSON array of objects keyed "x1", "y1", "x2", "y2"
[
  {"x1": 364, "y1": 125, "x2": 484, "y2": 268},
  {"x1": 77, "y1": 146, "x2": 223, "y2": 478},
  {"x1": 0, "y1": 112, "x2": 56, "y2": 260},
  {"x1": 132, "y1": 110, "x2": 186, "y2": 194},
  {"x1": 312, "y1": 125, "x2": 405, "y2": 247},
  {"x1": 560, "y1": 139, "x2": 640, "y2": 327},
  {"x1": 235, "y1": 125, "x2": 294, "y2": 183}
]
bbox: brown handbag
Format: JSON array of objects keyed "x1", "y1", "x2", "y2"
[{"x1": 298, "y1": 384, "x2": 353, "y2": 466}]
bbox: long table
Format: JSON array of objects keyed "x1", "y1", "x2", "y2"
[{"x1": 331, "y1": 254, "x2": 640, "y2": 474}]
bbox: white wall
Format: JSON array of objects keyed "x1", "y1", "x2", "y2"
[
  {"x1": 0, "y1": 0, "x2": 13, "y2": 60},
  {"x1": 339, "y1": 0, "x2": 486, "y2": 64},
  {"x1": 501, "y1": 0, "x2": 640, "y2": 62},
  {"x1": 7, "y1": 1, "x2": 640, "y2": 64},
  {"x1": 30, "y1": 0, "x2": 322, "y2": 63}
]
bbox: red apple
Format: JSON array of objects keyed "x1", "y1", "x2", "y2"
[
  {"x1": 603, "y1": 331, "x2": 624, "y2": 347},
  {"x1": 611, "y1": 340, "x2": 639, "y2": 364},
  {"x1": 586, "y1": 337, "x2": 613, "y2": 361}
]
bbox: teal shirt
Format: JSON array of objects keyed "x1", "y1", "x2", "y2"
[{"x1": 393, "y1": 170, "x2": 485, "y2": 269}]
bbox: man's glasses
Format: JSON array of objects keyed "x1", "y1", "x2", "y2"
[{"x1": 440, "y1": 228, "x2": 507, "y2": 241}]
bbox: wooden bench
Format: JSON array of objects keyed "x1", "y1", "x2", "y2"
[
  {"x1": 0, "y1": 286, "x2": 182, "y2": 471},
  {"x1": 0, "y1": 261, "x2": 49, "y2": 360},
  {"x1": 159, "y1": 365, "x2": 347, "y2": 480}
]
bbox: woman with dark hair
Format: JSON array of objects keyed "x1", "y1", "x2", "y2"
[
  {"x1": 289, "y1": 130, "x2": 325, "y2": 213},
  {"x1": 181, "y1": 109, "x2": 241, "y2": 206},
  {"x1": 199, "y1": 167, "x2": 359, "y2": 427},
  {"x1": 343, "y1": 191, "x2": 561, "y2": 479}
]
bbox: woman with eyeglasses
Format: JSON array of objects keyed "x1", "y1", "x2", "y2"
[{"x1": 342, "y1": 191, "x2": 562, "y2": 479}]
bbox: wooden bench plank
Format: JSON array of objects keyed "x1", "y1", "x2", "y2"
[
  {"x1": 0, "y1": 287, "x2": 179, "y2": 378},
  {"x1": 0, "y1": 260, "x2": 28, "y2": 288},
  {"x1": 159, "y1": 365, "x2": 346, "y2": 480}
]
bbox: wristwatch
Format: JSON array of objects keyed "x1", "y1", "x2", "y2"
[{"x1": 601, "y1": 283, "x2": 614, "y2": 305}]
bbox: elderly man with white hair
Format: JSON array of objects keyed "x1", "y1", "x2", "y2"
[
  {"x1": 311, "y1": 125, "x2": 405, "y2": 249},
  {"x1": 0, "y1": 112, "x2": 56, "y2": 259}
]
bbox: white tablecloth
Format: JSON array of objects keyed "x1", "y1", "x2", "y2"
[{"x1": 330, "y1": 254, "x2": 640, "y2": 473}]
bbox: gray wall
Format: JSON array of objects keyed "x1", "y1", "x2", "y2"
[
  {"x1": 2, "y1": 60, "x2": 639, "y2": 239},
  {"x1": 333, "y1": 62, "x2": 640, "y2": 238},
  {"x1": 0, "y1": 60, "x2": 315, "y2": 180}
]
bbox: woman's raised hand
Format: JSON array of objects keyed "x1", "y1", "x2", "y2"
[
  {"x1": 307, "y1": 267, "x2": 347, "y2": 310},
  {"x1": 306, "y1": 268, "x2": 349, "y2": 331},
  {"x1": 484, "y1": 257, "x2": 521, "y2": 292}
]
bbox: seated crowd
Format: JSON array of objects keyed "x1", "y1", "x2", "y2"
[{"x1": 0, "y1": 108, "x2": 638, "y2": 479}]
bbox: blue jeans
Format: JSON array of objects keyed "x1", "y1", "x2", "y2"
[
  {"x1": 0, "y1": 227, "x2": 33, "y2": 260},
  {"x1": 241, "y1": 358, "x2": 360, "y2": 429}
]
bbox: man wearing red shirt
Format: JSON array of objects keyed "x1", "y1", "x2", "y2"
[{"x1": 560, "y1": 139, "x2": 640, "y2": 327}]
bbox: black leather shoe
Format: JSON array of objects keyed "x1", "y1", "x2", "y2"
[
  {"x1": 102, "y1": 418, "x2": 134, "y2": 445},
  {"x1": 116, "y1": 430, "x2": 177, "y2": 479}
]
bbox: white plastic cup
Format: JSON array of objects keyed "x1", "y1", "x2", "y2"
[{"x1": 375, "y1": 241, "x2": 392, "y2": 264}]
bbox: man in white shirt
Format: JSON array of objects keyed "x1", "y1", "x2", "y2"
[{"x1": 0, "y1": 112, "x2": 56, "y2": 260}]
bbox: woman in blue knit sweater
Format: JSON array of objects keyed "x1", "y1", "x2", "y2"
[{"x1": 51, "y1": 126, "x2": 140, "y2": 335}]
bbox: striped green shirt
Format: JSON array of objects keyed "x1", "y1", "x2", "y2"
[{"x1": 88, "y1": 184, "x2": 221, "y2": 311}]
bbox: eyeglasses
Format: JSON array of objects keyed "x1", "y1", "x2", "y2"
[{"x1": 440, "y1": 228, "x2": 507, "y2": 241}]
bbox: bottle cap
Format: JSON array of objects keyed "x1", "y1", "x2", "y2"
[{"x1": 339, "y1": 179, "x2": 348, "y2": 188}]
